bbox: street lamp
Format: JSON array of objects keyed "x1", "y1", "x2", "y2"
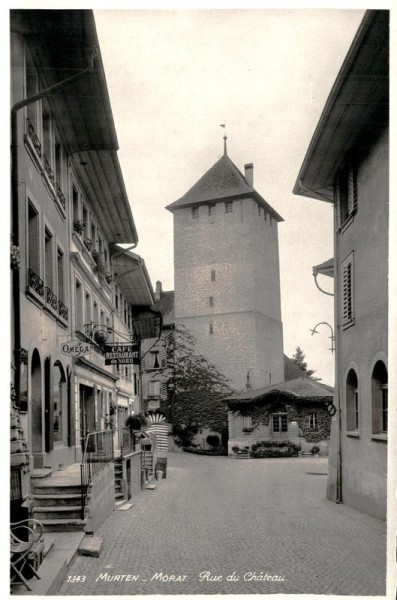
[{"x1": 309, "y1": 321, "x2": 335, "y2": 354}]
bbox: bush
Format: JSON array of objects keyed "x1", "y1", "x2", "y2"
[
  {"x1": 183, "y1": 446, "x2": 227, "y2": 456},
  {"x1": 251, "y1": 440, "x2": 300, "y2": 458},
  {"x1": 206, "y1": 434, "x2": 220, "y2": 447}
]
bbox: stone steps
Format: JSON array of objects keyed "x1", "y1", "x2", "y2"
[
  {"x1": 32, "y1": 465, "x2": 86, "y2": 532},
  {"x1": 33, "y1": 505, "x2": 83, "y2": 520},
  {"x1": 38, "y1": 519, "x2": 87, "y2": 532}
]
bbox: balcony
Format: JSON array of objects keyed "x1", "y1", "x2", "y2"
[
  {"x1": 45, "y1": 286, "x2": 58, "y2": 311},
  {"x1": 27, "y1": 269, "x2": 44, "y2": 298},
  {"x1": 55, "y1": 183, "x2": 66, "y2": 210},
  {"x1": 58, "y1": 300, "x2": 69, "y2": 322},
  {"x1": 43, "y1": 154, "x2": 55, "y2": 187},
  {"x1": 26, "y1": 119, "x2": 42, "y2": 157}
]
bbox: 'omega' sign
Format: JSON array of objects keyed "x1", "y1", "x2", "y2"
[{"x1": 61, "y1": 340, "x2": 91, "y2": 358}]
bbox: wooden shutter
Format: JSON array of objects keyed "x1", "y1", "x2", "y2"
[
  {"x1": 334, "y1": 176, "x2": 341, "y2": 229},
  {"x1": 348, "y1": 162, "x2": 358, "y2": 215},
  {"x1": 342, "y1": 262, "x2": 352, "y2": 324},
  {"x1": 44, "y1": 356, "x2": 54, "y2": 452}
]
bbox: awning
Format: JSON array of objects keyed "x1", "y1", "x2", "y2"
[{"x1": 111, "y1": 247, "x2": 155, "y2": 306}]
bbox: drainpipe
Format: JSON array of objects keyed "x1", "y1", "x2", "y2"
[
  {"x1": 333, "y1": 205, "x2": 343, "y2": 504},
  {"x1": 11, "y1": 47, "x2": 97, "y2": 407}
]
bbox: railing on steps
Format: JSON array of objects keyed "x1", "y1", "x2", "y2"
[
  {"x1": 120, "y1": 428, "x2": 140, "y2": 458},
  {"x1": 80, "y1": 430, "x2": 114, "y2": 520}
]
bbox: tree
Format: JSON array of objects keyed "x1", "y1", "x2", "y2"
[
  {"x1": 160, "y1": 325, "x2": 233, "y2": 444},
  {"x1": 292, "y1": 346, "x2": 320, "y2": 380}
]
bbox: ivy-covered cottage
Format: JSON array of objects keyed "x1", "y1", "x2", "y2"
[{"x1": 225, "y1": 378, "x2": 333, "y2": 457}]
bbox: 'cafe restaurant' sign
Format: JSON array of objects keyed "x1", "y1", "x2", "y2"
[{"x1": 104, "y1": 344, "x2": 140, "y2": 366}]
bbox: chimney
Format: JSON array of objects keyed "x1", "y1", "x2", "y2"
[
  {"x1": 155, "y1": 281, "x2": 162, "y2": 301},
  {"x1": 244, "y1": 163, "x2": 253, "y2": 187}
]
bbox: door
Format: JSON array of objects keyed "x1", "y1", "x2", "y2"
[{"x1": 271, "y1": 413, "x2": 289, "y2": 441}]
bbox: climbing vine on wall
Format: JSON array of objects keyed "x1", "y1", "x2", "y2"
[
  {"x1": 158, "y1": 325, "x2": 234, "y2": 442},
  {"x1": 231, "y1": 396, "x2": 331, "y2": 442}
]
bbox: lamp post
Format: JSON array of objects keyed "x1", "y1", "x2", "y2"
[{"x1": 309, "y1": 321, "x2": 335, "y2": 354}]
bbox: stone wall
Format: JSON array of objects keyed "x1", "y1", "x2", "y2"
[
  {"x1": 174, "y1": 196, "x2": 284, "y2": 392},
  {"x1": 85, "y1": 462, "x2": 115, "y2": 533}
]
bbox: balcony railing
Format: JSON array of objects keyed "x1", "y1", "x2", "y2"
[
  {"x1": 43, "y1": 154, "x2": 55, "y2": 186},
  {"x1": 27, "y1": 119, "x2": 42, "y2": 157},
  {"x1": 80, "y1": 430, "x2": 114, "y2": 519},
  {"x1": 55, "y1": 183, "x2": 66, "y2": 210},
  {"x1": 58, "y1": 300, "x2": 69, "y2": 321},
  {"x1": 45, "y1": 286, "x2": 57, "y2": 310},
  {"x1": 27, "y1": 268, "x2": 44, "y2": 297}
]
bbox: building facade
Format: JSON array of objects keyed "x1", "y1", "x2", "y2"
[
  {"x1": 226, "y1": 378, "x2": 333, "y2": 457},
  {"x1": 166, "y1": 147, "x2": 285, "y2": 392},
  {"x1": 293, "y1": 10, "x2": 389, "y2": 519},
  {"x1": 10, "y1": 10, "x2": 155, "y2": 525}
]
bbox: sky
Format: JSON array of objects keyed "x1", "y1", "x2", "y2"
[{"x1": 93, "y1": 8, "x2": 368, "y2": 386}]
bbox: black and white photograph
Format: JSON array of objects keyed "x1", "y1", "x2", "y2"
[{"x1": 6, "y1": 2, "x2": 395, "y2": 597}]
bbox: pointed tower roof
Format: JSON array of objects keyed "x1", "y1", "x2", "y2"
[{"x1": 165, "y1": 154, "x2": 283, "y2": 222}]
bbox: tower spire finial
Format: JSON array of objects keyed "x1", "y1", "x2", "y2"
[{"x1": 220, "y1": 123, "x2": 227, "y2": 155}]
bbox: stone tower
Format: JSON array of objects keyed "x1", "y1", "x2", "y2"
[{"x1": 166, "y1": 145, "x2": 285, "y2": 392}]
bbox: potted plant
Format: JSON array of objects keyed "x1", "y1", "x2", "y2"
[
  {"x1": 73, "y1": 219, "x2": 86, "y2": 235},
  {"x1": 125, "y1": 412, "x2": 148, "y2": 432}
]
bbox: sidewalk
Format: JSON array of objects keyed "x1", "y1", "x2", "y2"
[{"x1": 57, "y1": 453, "x2": 386, "y2": 596}]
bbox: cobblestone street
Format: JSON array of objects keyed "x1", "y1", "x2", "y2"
[{"x1": 58, "y1": 452, "x2": 386, "y2": 596}]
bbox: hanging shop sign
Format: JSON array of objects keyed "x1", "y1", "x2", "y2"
[
  {"x1": 104, "y1": 343, "x2": 140, "y2": 365},
  {"x1": 61, "y1": 339, "x2": 91, "y2": 358}
]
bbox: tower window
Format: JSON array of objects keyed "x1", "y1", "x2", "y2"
[
  {"x1": 225, "y1": 201, "x2": 233, "y2": 214},
  {"x1": 208, "y1": 204, "x2": 215, "y2": 217},
  {"x1": 192, "y1": 206, "x2": 199, "y2": 219},
  {"x1": 209, "y1": 296, "x2": 214, "y2": 307},
  {"x1": 211, "y1": 269, "x2": 216, "y2": 282},
  {"x1": 209, "y1": 323, "x2": 214, "y2": 335},
  {"x1": 264, "y1": 210, "x2": 267, "y2": 221}
]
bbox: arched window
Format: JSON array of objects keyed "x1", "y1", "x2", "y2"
[
  {"x1": 53, "y1": 361, "x2": 66, "y2": 442},
  {"x1": 372, "y1": 361, "x2": 388, "y2": 435},
  {"x1": 346, "y1": 369, "x2": 359, "y2": 432}
]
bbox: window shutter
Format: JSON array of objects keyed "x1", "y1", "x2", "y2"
[
  {"x1": 348, "y1": 163, "x2": 357, "y2": 215},
  {"x1": 334, "y1": 176, "x2": 341, "y2": 229},
  {"x1": 342, "y1": 262, "x2": 352, "y2": 323},
  {"x1": 44, "y1": 356, "x2": 54, "y2": 452}
]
